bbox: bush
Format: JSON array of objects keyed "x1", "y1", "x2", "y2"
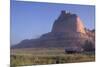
[{"x1": 82, "y1": 40, "x2": 95, "y2": 52}]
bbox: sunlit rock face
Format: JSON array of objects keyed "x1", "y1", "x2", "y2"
[
  {"x1": 12, "y1": 10, "x2": 95, "y2": 50},
  {"x1": 52, "y1": 10, "x2": 86, "y2": 34}
]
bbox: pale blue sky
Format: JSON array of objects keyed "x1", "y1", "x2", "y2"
[{"x1": 11, "y1": 1, "x2": 95, "y2": 45}]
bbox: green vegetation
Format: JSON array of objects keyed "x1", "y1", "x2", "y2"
[{"x1": 10, "y1": 48, "x2": 95, "y2": 67}]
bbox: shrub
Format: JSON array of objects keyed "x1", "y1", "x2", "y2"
[{"x1": 82, "y1": 40, "x2": 95, "y2": 52}]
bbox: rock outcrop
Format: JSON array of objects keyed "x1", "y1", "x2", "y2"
[
  {"x1": 52, "y1": 10, "x2": 86, "y2": 34},
  {"x1": 12, "y1": 10, "x2": 95, "y2": 51}
]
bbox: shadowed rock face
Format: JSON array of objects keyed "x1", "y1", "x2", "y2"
[{"x1": 12, "y1": 10, "x2": 95, "y2": 50}]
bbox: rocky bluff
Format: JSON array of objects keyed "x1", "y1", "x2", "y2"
[{"x1": 12, "y1": 10, "x2": 95, "y2": 50}]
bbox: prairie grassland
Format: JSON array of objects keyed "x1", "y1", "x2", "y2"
[{"x1": 10, "y1": 48, "x2": 95, "y2": 67}]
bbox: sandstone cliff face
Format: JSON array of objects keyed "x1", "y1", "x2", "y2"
[
  {"x1": 12, "y1": 10, "x2": 95, "y2": 50},
  {"x1": 52, "y1": 11, "x2": 86, "y2": 34},
  {"x1": 76, "y1": 16, "x2": 86, "y2": 34}
]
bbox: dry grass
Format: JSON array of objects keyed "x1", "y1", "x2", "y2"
[{"x1": 10, "y1": 48, "x2": 95, "y2": 67}]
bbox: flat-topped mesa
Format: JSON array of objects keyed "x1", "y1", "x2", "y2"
[{"x1": 52, "y1": 10, "x2": 86, "y2": 34}]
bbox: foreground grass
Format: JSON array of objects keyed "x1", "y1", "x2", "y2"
[
  {"x1": 10, "y1": 48, "x2": 95, "y2": 67},
  {"x1": 11, "y1": 48, "x2": 95, "y2": 67}
]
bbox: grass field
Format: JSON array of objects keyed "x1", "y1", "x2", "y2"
[{"x1": 10, "y1": 48, "x2": 95, "y2": 67}]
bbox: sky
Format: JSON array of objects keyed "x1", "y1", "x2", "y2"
[{"x1": 11, "y1": 0, "x2": 95, "y2": 45}]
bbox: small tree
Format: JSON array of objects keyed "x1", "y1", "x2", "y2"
[{"x1": 82, "y1": 40, "x2": 95, "y2": 52}]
